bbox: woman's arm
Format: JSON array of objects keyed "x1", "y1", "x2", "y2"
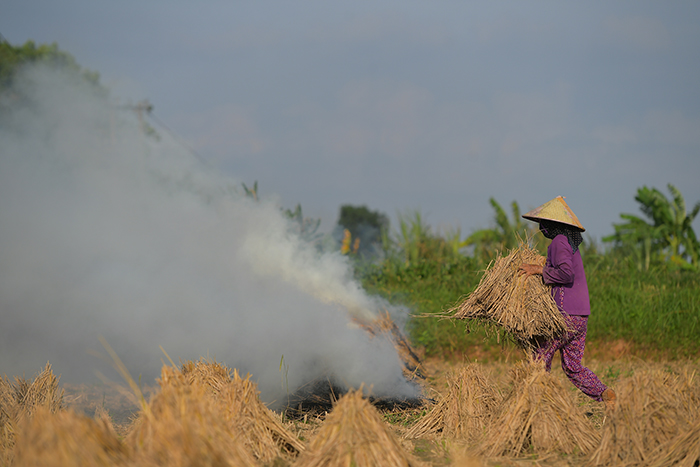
[{"x1": 542, "y1": 235, "x2": 575, "y2": 285}]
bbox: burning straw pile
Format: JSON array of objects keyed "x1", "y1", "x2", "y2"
[
  {"x1": 358, "y1": 310, "x2": 427, "y2": 381},
  {"x1": 293, "y1": 389, "x2": 424, "y2": 467},
  {"x1": 286, "y1": 311, "x2": 427, "y2": 417},
  {"x1": 449, "y1": 242, "x2": 567, "y2": 346},
  {"x1": 403, "y1": 363, "x2": 502, "y2": 442},
  {"x1": 476, "y1": 359, "x2": 599, "y2": 458}
]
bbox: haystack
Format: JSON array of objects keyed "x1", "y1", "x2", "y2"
[
  {"x1": 449, "y1": 243, "x2": 567, "y2": 346},
  {"x1": 12, "y1": 406, "x2": 129, "y2": 467},
  {"x1": 588, "y1": 366, "x2": 696, "y2": 466},
  {"x1": 0, "y1": 362, "x2": 64, "y2": 463},
  {"x1": 476, "y1": 359, "x2": 599, "y2": 457},
  {"x1": 404, "y1": 363, "x2": 502, "y2": 441},
  {"x1": 149, "y1": 360, "x2": 304, "y2": 464},
  {"x1": 180, "y1": 358, "x2": 232, "y2": 394},
  {"x1": 221, "y1": 367, "x2": 305, "y2": 462},
  {"x1": 292, "y1": 389, "x2": 425, "y2": 467},
  {"x1": 125, "y1": 365, "x2": 257, "y2": 467},
  {"x1": 648, "y1": 418, "x2": 700, "y2": 467}
]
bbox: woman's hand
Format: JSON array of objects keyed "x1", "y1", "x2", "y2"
[{"x1": 519, "y1": 263, "x2": 543, "y2": 276}]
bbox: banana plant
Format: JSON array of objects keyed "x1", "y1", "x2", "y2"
[{"x1": 604, "y1": 184, "x2": 700, "y2": 270}]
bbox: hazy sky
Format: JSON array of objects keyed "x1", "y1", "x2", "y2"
[{"x1": 3, "y1": 1, "x2": 700, "y2": 239}]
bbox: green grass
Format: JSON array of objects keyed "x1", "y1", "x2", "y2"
[
  {"x1": 360, "y1": 252, "x2": 700, "y2": 360},
  {"x1": 585, "y1": 257, "x2": 700, "y2": 358}
]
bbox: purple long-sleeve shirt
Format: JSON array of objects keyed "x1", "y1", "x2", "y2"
[{"x1": 542, "y1": 235, "x2": 591, "y2": 316}]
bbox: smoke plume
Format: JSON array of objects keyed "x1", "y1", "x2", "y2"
[{"x1": 0, "y1": 65, "x2": 418, "y2": 404}]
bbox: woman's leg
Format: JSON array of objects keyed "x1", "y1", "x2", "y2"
[
  {"x1": 560, "y1": 315, "x2": 608, "y2": 401},
  {"x1": 533, "y1": 335, "x2": 561, "y2": 371}
]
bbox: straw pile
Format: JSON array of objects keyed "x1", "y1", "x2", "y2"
[
  {"x1": 292, "y1": 389, "x2": 425, "y2": 467},
  {"x1": 648, "y1": 418, "x2": 700, "y2": 467},
  {"x1": 180, "y1": 358, "x2": 232, "y2": 394},
  {"x1": 125, "y1": 365, "x2": 257, "y2": 467},
  {"x1": 0, "y1": 362, "x2": 64, "y2": 463},
  {"x1": 588, "y1": 365, "x2": 697, "y2": 466},
  {"x1": 404, "y1": 363, "x2": 502, "y2": 441},
  {"x1": 220, "y1": 367, "x2": 305, "y2": 462},
  {"x1": 476, "y1": 359, "x2": 599, "y2": 457},
  {"x1": 12, "y1": 406, "x2": 129, "y2": 467},
  {"x1": 448, "y1": 243, "x2": 567, "y2": 345},
  {"x1": 131, "y1": 359, "x2": 304, "y2": 464}
]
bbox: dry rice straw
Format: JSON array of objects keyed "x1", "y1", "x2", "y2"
[
  {"x1": 449, "y1": 242, "x2": 567, "y2": 346},
  {"x1": 403, "y1": 363, "x2": 501, "y2": 442},
  {"x1": 588, "y1": 365, "x2": 699, "y2": 467},
  {"x1": 476, "y1": 358, "x2": 599, "y2": 458},
  {"x1": 293, "y1": 389, "x2": 425, "y2": 467}
]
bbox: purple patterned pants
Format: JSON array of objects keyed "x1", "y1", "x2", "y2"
[{"x1": 534, "y1": 314, "x2": 607, "y2": 401}]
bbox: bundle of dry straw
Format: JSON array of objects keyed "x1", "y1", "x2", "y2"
[
  {"x1": 125, "y1": 364, "x2": 258, "y2": 467},
  {"x1": 0, "y1": 362, "x2": 64, "y2": 463},
  {"x1": 404, "y1": 363, "x2": 501, "y2": 442},
  {"x1": 449, "y1": 242, "x2": 566, "y2": 345},
  {"x1": 12, "y1": 406, "x2": 128, "y2": 467},
  {"x1": 220, "y1": 367, "x2": 305, "y2": 462},
  {"x1": 293, "y1": 389, "x2": 424, "y2": 467},
  {"x1": 588, "y1": 365, "x2": 699, "y2": 467},
  {"x1": 476, "y1": 359, "x2": 599, "y2": 458},
  {"x1": 648, "y1": 418, "x2": 700, "y2": 467},
  {"x1": 133, "y1": 359, "x2": 304, "y2": 465}
]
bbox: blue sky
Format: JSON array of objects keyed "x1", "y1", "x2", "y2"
[{"x1": 3, "y1": 1, "x2": 700, "y2": 240}]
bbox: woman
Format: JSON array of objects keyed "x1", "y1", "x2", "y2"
[{"x1": 519, "y1": 196, "x2": 616, "y2": 409}]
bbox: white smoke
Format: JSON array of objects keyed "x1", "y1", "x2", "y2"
[{"x1": 0, "y1": 65, "x2": 419, "y2": 404}]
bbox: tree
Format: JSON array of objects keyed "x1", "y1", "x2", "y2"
[{"x1": 603, "y1": 184, "x2": 700, "y2": 270}]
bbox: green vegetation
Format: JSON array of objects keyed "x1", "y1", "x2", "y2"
[
  {"x1": 604, "y1": 184, "x2": 700, "y2": 271},
  {"x1": 584, "y1": 255, "x2": 700, "y2": 358}
]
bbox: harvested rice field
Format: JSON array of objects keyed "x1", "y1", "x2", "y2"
[{"x1": 2, "y1": 355, "x2": 699, "y2": 467}]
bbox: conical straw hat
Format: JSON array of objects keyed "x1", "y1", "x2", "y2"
[{"x1": 522, "y1": 196, "x2": 585, "y2": 231}]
